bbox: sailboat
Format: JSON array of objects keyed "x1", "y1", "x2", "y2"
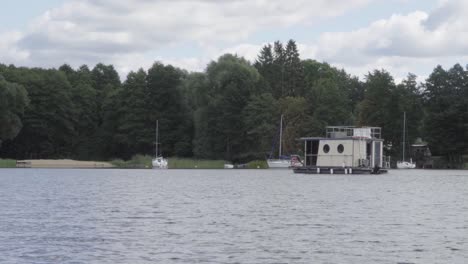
[
  {"x1": 267, "y1": 115, "x2": 291, "y2": 168},
  {"x1": 152, "y1": 120, "x2": 168, "y2": 169},
  {"x1": 397, "y1": 112, "x2": 416, "y2": 169}
]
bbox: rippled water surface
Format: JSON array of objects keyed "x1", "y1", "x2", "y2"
[{"x1": 0, "y1": 169, "x2": 467, "y2": 263}]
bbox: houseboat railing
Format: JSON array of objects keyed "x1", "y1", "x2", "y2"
[
  {"x1": 325, "y1": 126, "x2": 382, "y2": 139},
  {"x1": 358, "y1": 158, "x2": 370, "y2": 167}
]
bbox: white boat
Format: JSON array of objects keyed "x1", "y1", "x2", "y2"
[
  {"x1": 267, "y1": 114, "x2": 291, "y2": 168},
  {"x1": 152, "y1": 156, "x2": 168, "y2": 169},
  {"x1": 267, "y1": 158, "x2": 291, "y2": 168},
  {"x1": 397, "y1": 160, "x2": 416, "y2": 169},
  {"x1": 152, "y1": 120, "x2": 168, "y2": 169},
  {"x1": 294, "y1": 126, "x2": 390, "y2": 174},
  {"x1": 396, "y1": 112, "x2": 416, "y2": 169}
]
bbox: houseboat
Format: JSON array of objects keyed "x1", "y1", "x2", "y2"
[{"x1": 293, "y1": 126, "x2": 390, "y2": 174}]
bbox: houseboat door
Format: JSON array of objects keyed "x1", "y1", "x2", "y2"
[
  {"x1": 371, "y1": 141, "x2": 383, "y2": 168},
  {"x1": 305, "y1": 140, "x2": 319, "y2": 166}
]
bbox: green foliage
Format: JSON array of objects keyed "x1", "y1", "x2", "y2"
[
  {"x1": 243, "y1": 93, "x2": 279, "y2": 159},
  {"x1": 246, "y1": 160, "x2": 268, "y2": 169},
  {"x1": 0, "y1": 159, "x2": 16, "y2": 168},
  {"x1": 0, "y1": 75, "x2": 29, "y2": 146},
  {"x1": 193, "y1": 54, "x2": 261, "y2": 161},
  {"x1": 168, "y1": 158, "x2": 225, "y2": 169},
  {"x1": 301, "y1": 59, "x2": 357, "y2": 137},
  {"x1": 110, "y1": 154, "x2": 153, "y2": 168},
  {"x1": 256, "y1": 40, "x2": 306, "y2": 98},
  {"x1": 1, "y1": 68, "x2": 76, "y2": 158},
  {"x1": 146, "y1": 62, "x2": 193, "y2": 158},
  {"x1": 0, "y1": 39, "x2": 467, "y2": 167},
  {"x1": 423, "y1": 64, "x2": 467, "y2": 160},
  {"x1": 64, "y1": 65, "x2": 99, "y2": 159},
  {"x1": 283, "y1": 39, "x2": 305, "y2": 96},
  {"x1": 278, "y1": 96, "x2": 313, "y2": 155}
]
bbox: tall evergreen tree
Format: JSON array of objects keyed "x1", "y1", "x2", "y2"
[
  {"x1": 283, "y1": 39, "x2": 305, "y2": 96},
  {"x1": 272, "y1": 41, "x2": 286, "y2": 98},
  {"x1": 254, "y1": 44, "x2": 274, "y2": 94}
]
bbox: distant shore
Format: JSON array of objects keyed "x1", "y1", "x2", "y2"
[
  {"x1": 15, "y1": 159, "x2": 114, "y2": 169},
  {"x1": 1, "y1": 157, "x2": 269, "y2": 169}
]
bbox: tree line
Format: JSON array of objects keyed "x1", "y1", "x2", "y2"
[{"x1": 1, "y1": 39, "x2": 467, "y2": 165}]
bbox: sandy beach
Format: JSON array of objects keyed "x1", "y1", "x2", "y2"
[{"x1": 16, "y1": 159, "x2": 115, "y2": 168}]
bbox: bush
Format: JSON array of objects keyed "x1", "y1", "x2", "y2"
[
  {"x1": 110, "y1": 155, "x2": 152, "y2": 168},
  {"x1": 168, "y1": 158, "x2": 225, "y2": 169},
  {"x1": 246, "y1": 160, "x2": 268, "y2": 169}
]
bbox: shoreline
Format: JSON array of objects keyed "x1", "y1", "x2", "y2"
[{"x1": 15, "y1": 159, "x2": 115, "y2": 169}]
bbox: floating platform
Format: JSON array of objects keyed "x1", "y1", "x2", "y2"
[{"x1": 293, "y1": 166, "x2": 387, "y2": 175}]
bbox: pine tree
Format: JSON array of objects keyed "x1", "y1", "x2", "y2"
[{"x1": 284, "y1": 39, "x2": 305, "y2": 97}]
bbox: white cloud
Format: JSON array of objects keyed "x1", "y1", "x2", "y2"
[
  {"x1": 310, "y1": 0, "x2": 468, "y2": 81},
  {"x1": 1, "y1": 0, "x2": 371, "y2": 75},
  {"x1": 2, "y1": 0, "x2": 468, "y2": 82},
  {"x1": 0, "y1": 31, "x2": 29, "y2": 63}
]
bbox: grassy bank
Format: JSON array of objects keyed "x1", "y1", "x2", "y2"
[
  {"x1": 0, "y1": 159, "x2": 16, "y2": 168},
  {"x1": 110, "y1": 156, "x2": 268, "y2": 169},
  {"x1": 246, "y1": 160, "x2": 269, "y2": 169},
  {"x1": 110, "y1": 155, "x2": 152, "y2": 168},
  {"x1": 168, "y1": 158, "x2": 225, "y2": 169}
]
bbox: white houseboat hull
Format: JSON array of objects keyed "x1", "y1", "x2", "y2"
[{"x1": 152, "y1": 157, "x2": 168, "y2": 169}]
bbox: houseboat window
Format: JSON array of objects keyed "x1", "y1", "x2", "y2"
[
  {"x1": 323, "y1": 144, "x2": 330, "y2": 153},
  {"x1": 337, "y1": 144, "x2": 344, "y2": 153}
]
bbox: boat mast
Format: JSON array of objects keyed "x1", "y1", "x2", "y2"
[
  {"x1": 402, "y1": 112, "x2": 406, "y2": 162},
  {"x1": 155, "y1": 120, "x2": 159, "y2": 157},
  {"x1": 279, "y1": 114, "x2": 283, "y2": 158}
]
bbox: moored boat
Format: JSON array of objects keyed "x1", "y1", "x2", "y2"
[
  {"x1": 293, "y1": 126, "x2": 390, "y2": 174},
  {"x1": 396, "y1": 112, "x2": 416, "y2": 169},
  {"x1": 267, "y1": 114, "x2": 291, "y2": 168},
  {"x1": 152, "y1": 120, "x2": 168, "y2": 169},
  {"x1": 267, "y1": 157, "x2": 291, "y2": 168}
]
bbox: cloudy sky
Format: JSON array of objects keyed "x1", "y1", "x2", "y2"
[{"x1": 1, "y1": 0, "x2": 467, "y2": 82}]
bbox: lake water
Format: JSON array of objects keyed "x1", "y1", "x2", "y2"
[{"x1": 0, "y1": 169, "x2": 467, "y2": 264}]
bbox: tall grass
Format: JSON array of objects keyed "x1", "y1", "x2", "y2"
[
  {"x1": 110, "y1": 155, "x2": 153, "y2": 168},
  {"x1": 0, "y1": 159, "x2": 17, "y2": 168},
  {"x1": 168, "y1": 158, "x2": 225, "y2": 169}
]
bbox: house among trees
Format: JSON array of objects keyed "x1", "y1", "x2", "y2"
[{"x1": 411, "y1": 139, "x2": 433, "y2": 168}]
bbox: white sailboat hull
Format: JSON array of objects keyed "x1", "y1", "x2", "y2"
[
  {"x1": 397, "y1": 112, "x2": 416, "y2": 169},
  {"x1": 267, "y1": 159, "x2": 290, "y2": 168},
  {"x1": 396, "y1": 161, "x2": 416, "y2": 169},
  {"x1": 152, "y1": 157, "x2": 168, "y2": 169}
]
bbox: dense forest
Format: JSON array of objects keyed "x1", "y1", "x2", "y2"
[{"x1": 1, "y1": 40, "x2": 467, "y2": 166}]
